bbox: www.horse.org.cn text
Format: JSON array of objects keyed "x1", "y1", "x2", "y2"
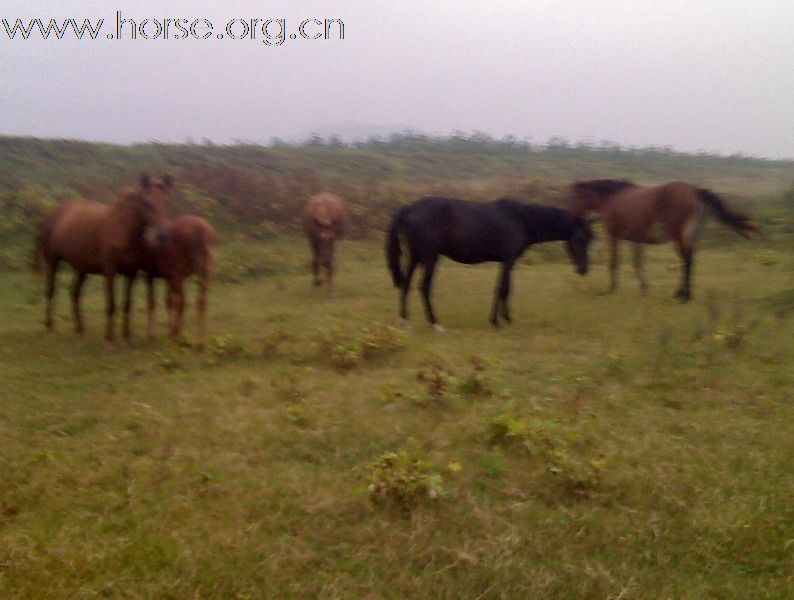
[{"x1": 1, "y1": 12, "x2": 345, "y2": 46}]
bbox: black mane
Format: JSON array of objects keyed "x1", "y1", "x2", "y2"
[
  {"x1": 573, "y1": 179, "x2": 636, "y2": 196},
  {"x1": 494, "y1": 198, "x2": 581, "y2": 242}
]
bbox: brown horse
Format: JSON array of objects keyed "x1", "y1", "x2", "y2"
[
  {"x1": 303, "y1": 192, "x2": 347, "y2": 291},
  {"x1": 144, "y1": 215, "x2": 217, "y2": 348},
  {"x1": 33, "y1": 174, "x2": 174, "y2": 341},
  {"x1": 569, "y1": 179, "x2": 757, "y2": 300}
]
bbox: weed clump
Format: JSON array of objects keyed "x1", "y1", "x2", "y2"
[
  {"x1": 416, "y1": 362, "x2": 459, "y2": 404},
  {"x1": 486, "y1": 403, "x2": 605, "y2": 499},
  {"x1": 458, "y1": 355, "x2": 494, "y2": 396},
  {"x1": 315, "y1": 323, "x2": 406, "y2": 371},
  {"x1": 366, "y1": 450, "x2": 445, "y2": 510}
]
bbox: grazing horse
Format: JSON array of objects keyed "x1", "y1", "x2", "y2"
[
  {"x1": 569, "y1": 179, "x2": 757, "y2": 301},
  {"x1": 144, "y1": 215, "x2": 217, "y2": 348},
  {"x1": 303, "y1": 192, "x2": 347, "y2": 291},
  {"x1": 33, "y1": 174, "x2": 174, "y2": 342},
  {"x1": 386, "y1": 197, "x2": 593, "y2": 329}
]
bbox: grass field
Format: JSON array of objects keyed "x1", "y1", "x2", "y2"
[{"x1": 1, "y1": 233, "x2": 792, "y2": 598}]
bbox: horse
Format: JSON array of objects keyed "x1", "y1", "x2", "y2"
[
  {"x1": 569, "y1": 179, "x2": 757, "y2": 301},
  {"x1": 33, "y1": 174, "x2": 174, "y2": 342},
  {"x1": 303, "y1": 192, "x2": 347, "y2": 291},
  {"x1": 143, "y1": 215, "x2": 217, "y2": 349},
  {"x1": 386, "y1": 197, "x2": 593, "y2": 329}
]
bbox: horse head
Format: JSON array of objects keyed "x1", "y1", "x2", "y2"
[
  {"x1": 137, "y1": 173, "x2": 174, "y2": 245},
  {"x1": 566, "y1": 216, "x2": 594, "y2": 276}
]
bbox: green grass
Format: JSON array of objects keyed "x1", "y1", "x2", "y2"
[{"x1": 1, "y1": 234, "x2": 793, "y2": 598}]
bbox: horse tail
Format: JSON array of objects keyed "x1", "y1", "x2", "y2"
[
  {"x1": 386, "y1": 211, "x2": 404, "y2": 288},
  {"x1": 697, "y1": 188, "x2": 757, "y2": 239},
  {"x1": 193, "y1": 221, "x2": 216, "y2": 278},
  {"x1": 32, "y1": 233, "x2": 44, "y2": 274},
  {"x1": 31, "y1": 214, "x2": 54, "y2": 275}
]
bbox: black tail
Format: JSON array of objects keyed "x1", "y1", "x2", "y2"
[
  {"x1": 697, "y1": 188, "x2": 757, "y2": 239},
  {"x1": 386, "y1": 212, "x2": 404, "y2": 288}
]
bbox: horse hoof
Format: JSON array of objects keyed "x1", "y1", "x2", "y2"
[{"x1": 433, "y1": 324, "x2": 446, "y2": 333}]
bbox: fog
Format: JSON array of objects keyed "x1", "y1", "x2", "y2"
[{"x1": 1, "y1": 0, "x2": 792, "y2": 157}]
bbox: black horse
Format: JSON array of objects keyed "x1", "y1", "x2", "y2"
[{"x1": 386, "y1": 197, "x2": 593, "y2": 329}]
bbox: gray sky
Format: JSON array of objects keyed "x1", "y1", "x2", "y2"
[{"x1": 2, "y1": 0, "x2": 793, "y2": 157}]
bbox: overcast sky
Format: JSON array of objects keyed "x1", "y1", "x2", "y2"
[{"x1": 1, "y1": 0, "x2": 793, "y2": 157}]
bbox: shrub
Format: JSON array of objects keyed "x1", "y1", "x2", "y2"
[
  {"x1": 416, "y1": 362, "x2": 459, "y2": 404},
  {"x1": 365, "y1": 450, "x2": 445, "y2": 510}
]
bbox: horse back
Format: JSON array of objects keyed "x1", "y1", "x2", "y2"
[
  {"x1": 400, "y1": 197, "x2": 527, "y2": 263},
  {"x1": 602, "y1": 183, "x2": 700, "y2": 241},
  {"x1": 45, "y1": 199, "x2": 109, "y2": 272},
  {"x1": 150, "y1": 215, "x2": 216, "y2": 279},
  {"x1": 303, "y1": 192, "x2": 347, "y2": 236}
]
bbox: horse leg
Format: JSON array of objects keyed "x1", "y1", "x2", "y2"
[
  {"x1": 325, "y1": 247, "x2": 335, "y2": 293},
  {"x1": 169, "y1": 278, "x2": 185, "y2": 341},
  {"x1": 70, "y1": 271, "x2": 87, "y2": 334},
  {"x1": 196, "y1": 273, "x2": 208, "y2": 350},
  {"x1": 490, "y1": 260, "x2": 515, "y2": 326},
  {"x1": 44, "y1": 259, "x2": 59, "y2": 331},
  {"x1": 400, "y1": 257, "x2": 419, "y2": 320},
  {"x1": 500, "y1": 260, "x2": 516, "y2": 323},
  {"x1": 632, "y1": 244, "x2": 649, "y2": 295},
  {"x1": 121, "y1": 274, "x2": 136, "y2": 342},
  {"x1": 146, "y1": 274, "x2": 156, "y2": 342},
  {"x1": 608, "y1": 238, "x2": 620, "y2": 293},
  {"x1": 419, "y1": 256, "x2": 441, "y2": 329},
  {"x1": 103, "y1": 271, "x2": 116, "y2": 343},
  {"x1": 310, "y1": 237, "x2": 321, "y2": 287},
  {"x1": 674, "y1": 241, "x2": 694, "y2": 302}
]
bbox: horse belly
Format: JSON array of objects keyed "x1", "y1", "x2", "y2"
[
  {"x1": 443, "y1": 250, "x2": 491, "y2": 264},
  {"x1": 52, "y1": 234, "x2": 102, "y2": 272},
  {"x1": 623, "y1": 223, "x2": 669, "y2": 244},
  {"x1": 443, "y1": 241, "x2": 505, "y2": 264}
]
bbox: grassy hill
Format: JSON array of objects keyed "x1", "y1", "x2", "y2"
[{"x1": 0, "y1": 135, "x2": 792, "y2": 597}]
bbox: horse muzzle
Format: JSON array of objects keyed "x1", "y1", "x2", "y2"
[
  {"x1": 145, "y1": 226, "x2": 171, "y2": 247},
  {"x1": 155, "y1": 228, "x2": 170, "y2": 245}
]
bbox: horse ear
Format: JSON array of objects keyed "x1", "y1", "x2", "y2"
[
  {"x1": 162, "y1": 173, "x2": 174, "y2": 189},
  {"x1": 140, "y1": 173, "x2": 152, "y2": 189}
]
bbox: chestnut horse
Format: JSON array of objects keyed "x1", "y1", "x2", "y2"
[
  {"x1": 303, "y1": 192, "x2": 347, "y2": 291},
  {"x1": 144, "y1": 215, "x2": 217, "y2": 348},
  {"x1": 569, "y1": 179, "x2": 757, "y2": 301},
  {"x1": 33, "y1": 174, "x2": 174, "y2": 342}
]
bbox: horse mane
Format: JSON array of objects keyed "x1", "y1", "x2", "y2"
[
  {"x1": 573, "y1": 179, "x2": 636, "y2": 196},
  {"x1": 494, "y1": 198, "x2": 579, "y2": 238}
]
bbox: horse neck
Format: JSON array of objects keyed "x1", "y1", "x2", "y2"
[
  {"x1": 107, "y1": 195, "x2": 146, "y2": 247},
  {"x1": 572, "y1": 193, "x2": 607, "y2": 215},
  {"x1": 514, "y1": 206, "x2": 574, "y2": 243}
]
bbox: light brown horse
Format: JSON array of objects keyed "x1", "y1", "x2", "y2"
[
  {"x1": 569, "y1": 179, "x2": 757, "y2": 301},
  {"x1": 303, "y1": 192, "x2": 347, "y2": 291},
  {"x1": 144, "y1": 215, "x2": 217, "y2": 348},
  {"x1": 33, "y1": 174, "x2": 174, "y2": 342}
]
